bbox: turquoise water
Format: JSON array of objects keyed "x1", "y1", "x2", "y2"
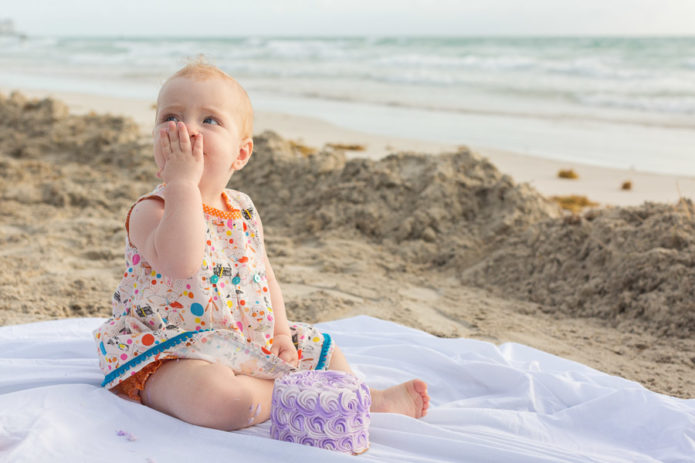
[
  {"x1": 2, "y1": 36, "x2": 695, "y2": 116},
  {"x1": 0, "y1": 35, "x2": 694, "y2": 174}
]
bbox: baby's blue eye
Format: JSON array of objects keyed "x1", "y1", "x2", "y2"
[
  {"x1": 162, "y1": 115, "x2": 179, "y2": 123},
  {"x1": 203, "y1": 117, "x2": 220, "y2": 126}
]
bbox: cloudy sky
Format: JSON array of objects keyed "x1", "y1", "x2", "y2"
[{"x1": 4, "y1": 0, "x2": 695, "y2": 37}]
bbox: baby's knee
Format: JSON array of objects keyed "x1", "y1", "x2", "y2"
[
  {"x1": 188, "y1": 372, "x2": 256, "y2": 431},
  {"x1": 213, "y1": 387, "x2": 258, "y2": 431}
]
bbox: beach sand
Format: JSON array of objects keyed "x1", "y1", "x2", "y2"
[{"x1": 0, "y1": 89, "x2": 693, "y2": 399}]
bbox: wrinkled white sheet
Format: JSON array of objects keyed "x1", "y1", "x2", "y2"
[{"x1": 0, "y1": 315, "x2": 693, "y2": 463}]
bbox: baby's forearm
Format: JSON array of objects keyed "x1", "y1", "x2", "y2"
[
  {"x1": 151, "y1": 181, "x2": 206, "y2": 279},
  {"x1": 268, "y1": 274, "x2": 291, "y2": 337}
]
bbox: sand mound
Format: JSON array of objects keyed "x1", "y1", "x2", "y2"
[
  {"x1": 236, "y1": 131, "x2": 560, "y2": 268},
  {"x1": 0, "y1": 92, "x2": 154, "y2": 323},
  {"x1": 463, "y1": 202, "x2": 695, "y2": 338},
  {"x1": 239, "y1": 132, "x2": 695, "y2": 339},
  {"x1": 0, "y1": 91, "x2": 145, "y2": 168}
]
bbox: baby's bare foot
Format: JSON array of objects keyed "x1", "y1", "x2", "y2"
[{"x1": 371, "y1": 379, "x2": 430, "y2": 418}]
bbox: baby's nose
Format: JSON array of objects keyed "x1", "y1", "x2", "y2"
[{"x1": 187, "y1": 125, "x2": 199, "y2": 137}]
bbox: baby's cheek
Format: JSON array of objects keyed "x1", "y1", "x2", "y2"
[
  {"x1": 153, "y1": 142, "x2": 166, "y2": 166},
  {"x1": 153, "y1": 153, "x2": 163, "y2": 172}
]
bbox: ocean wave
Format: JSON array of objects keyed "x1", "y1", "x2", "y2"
[
  {"x1": 540, "y1": 57, "x2": 655, "y2": 80},
  {"x1": 371, "y1": 53, "x2": 538, "y2": 71},
  {"x1": 575, "y1": 93, "x2": 695, "y2": 115}
]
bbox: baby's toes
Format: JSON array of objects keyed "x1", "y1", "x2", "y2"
[{"x1": 412, "y1": 379, "x2": 430, "y2": 416}]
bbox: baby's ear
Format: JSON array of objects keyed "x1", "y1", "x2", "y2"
[{"x1": 232, "y1": 137, "x2": 254, "y2": 170}]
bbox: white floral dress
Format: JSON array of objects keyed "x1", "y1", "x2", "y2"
[{"x1": 94, "y1": 184, "x2": 333, "y2": 390}]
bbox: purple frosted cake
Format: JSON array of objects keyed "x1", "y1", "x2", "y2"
[{"x1": 270, "y1": 370, "x2": 371, "y2": 454}]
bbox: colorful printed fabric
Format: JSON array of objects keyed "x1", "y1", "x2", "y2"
[{"x1": 93, "y1": 184, "x2": 334, "y2": 389}]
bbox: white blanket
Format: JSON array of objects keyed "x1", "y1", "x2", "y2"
[{"x1": 1, "y1": 316, "x2": 693, "y2": 463}]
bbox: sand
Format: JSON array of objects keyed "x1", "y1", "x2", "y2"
[{"x1": 0, "y1": 90, "x2": 693, "y2": 399}]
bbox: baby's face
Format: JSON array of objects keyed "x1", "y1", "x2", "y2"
[{"x1": 154, "y1": 76, "x2": 248, "y2": 187}]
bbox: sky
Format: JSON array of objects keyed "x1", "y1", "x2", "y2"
[{"x1": 4, "y1": 0, "x2": 695, "y2": 37}]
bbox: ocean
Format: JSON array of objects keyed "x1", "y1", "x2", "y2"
[{"x1": 0, "y1": 35, "x2": 694, "y2": 175}]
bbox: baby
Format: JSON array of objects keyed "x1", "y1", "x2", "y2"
[{"x1": 93, "y1": 61, "x2": 429, "y2": 431}]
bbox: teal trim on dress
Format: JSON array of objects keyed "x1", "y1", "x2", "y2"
[
  {"x1": 315, "y1": 332, "x2": 332, "y2": 370},
  {"x1": 101, "y1": 330, "x2": 209, "y2": 387}
]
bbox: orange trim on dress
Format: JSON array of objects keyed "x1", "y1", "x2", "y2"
[{"x1": 203, "y1": 192, "x2": 242, "y2": 219}]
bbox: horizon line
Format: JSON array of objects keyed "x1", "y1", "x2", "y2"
[{"x1": 21, "y1": 32, "x2": 695, "y2": 40}]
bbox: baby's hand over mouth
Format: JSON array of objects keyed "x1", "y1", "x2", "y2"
[{"x1": 157, "y1": 121, "x2": 204, "y2": 186}]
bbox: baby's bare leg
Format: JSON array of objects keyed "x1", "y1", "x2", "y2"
[
  {"x1": 142, "y1": 359, "x2": 274, "y2": 431},
  {"x1": 326, "y1": 344, "x2": 355, "y2": 375},
  {"x1": 328, "y1": 345, "x2": 430, "y2": 418}
]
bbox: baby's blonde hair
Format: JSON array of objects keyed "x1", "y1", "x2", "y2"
[{"x1": 159, "y1": 58, "x2": 254, "y2": 138}]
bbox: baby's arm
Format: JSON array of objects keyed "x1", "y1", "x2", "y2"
[
  {"x1": 257, "y1": 214, "x2": 298, "y2": 365},
  {"x1": 129, "y1": 122, "x2": 207, "y2": 279},
  {"x1": 265, "y1": 254, "x2": 290, "y2": 336}
]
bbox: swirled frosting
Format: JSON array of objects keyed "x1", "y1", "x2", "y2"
[{"x1": 270, "y1": 370, "x2": 371, "y2": 454}]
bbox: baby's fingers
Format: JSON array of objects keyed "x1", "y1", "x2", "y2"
[
  {"x1": 166, "y1": 121, "x2": 178, "y2": 150},
  {"x1": 176, "y1": 122, "x2": 192, "y2": 153},
  {"x1": 159, "y1": 128, "x2": 171, "y2": 158},
  {"x1": 191, "y1": 133, "x2": 204, "y2": 161},
  {"x1": 279, "y1": 348, "x2": 298, "y2": 366}
]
